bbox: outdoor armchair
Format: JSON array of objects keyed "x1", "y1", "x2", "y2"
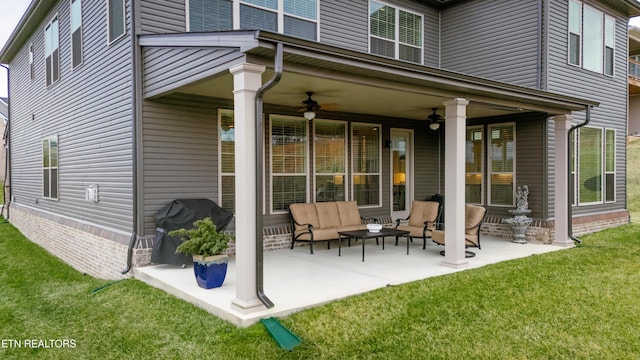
[
  {"x1": 395, "y1": 200, "x2": 441, "y2": 249},
  {"x1": 431, "y1": 204, "x2": 487, "y2": 258}
]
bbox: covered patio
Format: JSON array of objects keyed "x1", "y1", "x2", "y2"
[
  {"x1": 135, "y1": 236, "x2": 566, "y2": 327},
  {"x1": 139, "y1": 30, "x2": 598, "y2": 320}
]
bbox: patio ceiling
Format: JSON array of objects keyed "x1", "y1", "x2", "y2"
[
  {"x1": 176, "y1": 71, "x2": 520, "y2": 120},
  {"x1": 141, "y1": 30, "x2": 598, "y2": 120}
]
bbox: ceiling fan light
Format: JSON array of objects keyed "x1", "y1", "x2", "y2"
[
  {"x1": 429, "y1": 122, "x2": 440, "y2": 131},
  {"x1": 304, "y1": 111, "x2": 316, "y2": 120}
]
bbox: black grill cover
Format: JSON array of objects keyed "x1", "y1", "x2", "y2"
[{"x1": 151, "y1": 199, "x2": 233, "y2": 265}]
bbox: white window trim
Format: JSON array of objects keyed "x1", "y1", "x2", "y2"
[
  {"x1": 107, "y1": 0, "x2": 126, "y2": 44},
  {"x1": 70, "y1": 0, "x2": 84, "y2": 69},
  {"x1": 44, "y1": 15, "x2": 60, "y2": 87},
  {"x1": 269, "y1": 114, "x2": 310, "y2": 214},
  {"x1": 487, "y1": 123, "x2": 515, "y2": 207},
  {"x1": 582, "y1": 4, "x2": 603, "y2": 74},
  {"x1": 313, "y1": 118, "x2": 348, "y2": 203},
  {"x1": 389, "y1": 128, "x2": 414, "y2": 216},
  {"x1": 567, "y1": 1, "x2": 615, "y2": 76},
  {"x1": 351, "y1": 122, "x2": 382, "y2": 208},
  {"x1": 233, "y1": 0, "x2": 319, "y2": 40},
  {"x1": 604, "y1": 128, "x2": 616, "y2": 203},
  {"x1": 466, "y1": 125, "x2": 484, "y2": 205},
  {"x1": 576, "y1": 125, "x2": 603, "y2": 206},
  {"x1": 217, "y1": 109, "x2": 235, "y2": 211},
  {"x1": 368, "y1": 0, "x2": 424, "y2": 64},
  {"x1": 567, "y1": 0, "x2": 582, "y2": 67},
  {"x1": 42, "y1": 135, "x2": 59, "y2": 200},
  {"x1": 604, "y1": 14, "x2": 615, "y2": 77},
  {"x1": 29, "y1": 43, "x2": 34, "y2": 80}
]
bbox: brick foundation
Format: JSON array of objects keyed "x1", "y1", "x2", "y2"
[
  {"x1": 6, "y1": 203, "x2": 630, "y2": 273},
  {"x1": 481, "y1": 210, "x2": 629, "y2": 244},
  {"x1": 7, "y1": 203, "x2": 134, "y2": 280}
]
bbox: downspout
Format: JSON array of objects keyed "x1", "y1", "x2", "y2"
[
  {"x1": 567, "y1": 105, "x2": 592, "y2": 244},
  {"x1": 122, "y1": 3, "x2": 140, "y2": 274},
  {"x1": 537, "y1": 0, "x2": 543, "y2": 90},
  {"x1": 254, "y1": 41, "x2": 283, "y2": 308},
  {"x1": 1, "y1": 64, "x2": 11, "y2": 220}
]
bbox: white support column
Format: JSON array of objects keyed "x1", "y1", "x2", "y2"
[
  {"x1": 553, "y1": 114, "x2": 574, "y2": 247},
  {"x1": 229, "y1": 63, "x2": 266, "y2": 309},
  {"x1": 442, "y1": 98, "x2": 469, "y2": 268}
]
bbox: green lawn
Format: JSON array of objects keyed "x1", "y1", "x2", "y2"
[
  {"x1": 0, "y1": 140, "x2": 638, "y2": 359},
  {"x1": 628, "y1": 138, "x2": 640, "y2": 222},
  {"x1": 1, "y1": 219, "x2": 640, "y2": 359}
]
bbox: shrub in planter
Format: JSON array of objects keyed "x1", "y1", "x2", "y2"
[{"x1": 169, "y1": 217, "x2": 234, "y2": 289}]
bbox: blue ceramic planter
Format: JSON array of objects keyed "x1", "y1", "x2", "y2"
[{"x1": 193, "y1": 255, "x2": 228, "y2": 289}]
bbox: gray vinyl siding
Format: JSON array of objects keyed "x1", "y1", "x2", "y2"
[
  {"x1": 320, "y1": 0, "x2": 368, "y2": 52},
  {"x1": 139, "y1": 0, "x2": 186, "y2": 34},
  {"x1": 545, "y1": 0, "x2": 628, "y2": 218},
  {"x1": 320, "y1": 0, "x2": 440, "y2": 67},
  {"x1": 142, "y1": 47, "x2": 245, "y2": 98},
  {"x1": 8, "y1": 0, "x2": 134, "y2": 231},
  {"x1": 141, "y1": 95, "x2": 222, "y2": 234},
  {"x1": 440, "y1": 0, "x2": 540, "y2": 88}
]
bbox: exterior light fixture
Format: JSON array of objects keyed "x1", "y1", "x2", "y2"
[
  {"x1": 301, "y1": 92, "x2": 318, "y2": 121},
  {"x1": 427, "y1": 108, "x2": 442, "y2": 131}
]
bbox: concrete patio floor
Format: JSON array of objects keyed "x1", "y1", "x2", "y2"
[{"x1": 134, "y1": 235, "x2": 568, "y2": 327}]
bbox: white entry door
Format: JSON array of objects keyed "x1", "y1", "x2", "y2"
[{"x1": 391, "y1": 129, "x2": 413, "y2": 220}]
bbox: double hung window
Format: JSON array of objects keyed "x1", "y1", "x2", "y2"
[
  {"x1": 29, "y1": 44, "x2": 35, "y2": 80},
  {"x1": 568, "y1": 1, "x2": 615, "y2": 76},
  {"x1": 71, "y1": 0, "x2": 83, "y2": 68},
  {"x1": 219, "y1": 110, "x2": 236, "y2": 213},
  {"x1": 369, "y1": 1, "x2": 423, "y2": 64},
  {"x1": 488, "y1": 124, "x2": 515, "y2": 206},
  {"x1": 43, "y1": 136, "x2": 59, "y2": 200},
  {"x1": 575, "y1": 127, "x2": 616, "y2": 205},
  {"x1": 108, "y1": 0, "x2": 126, "y2": 43},
  {"x1": 465, "y1": 126, "x2": 484, "y2": 204},
  {"x1": 44, "y1": 16, "x2": 60, "y2": 86},
  {"x1": 188, "y1": 0, "x2": 318, "y2": 40},
  {"x1": 223, "y1": 111, "x2": 381, "y2": 214},
  {"x1": 314, "y1": 120, "x2": 347, "y2": 202},
  {"x1": 352, "y1": 124, "x2": 381, "y2": 207},
  {"x1": 270, "y1": 116, "x2": 308, "y2": 212}
]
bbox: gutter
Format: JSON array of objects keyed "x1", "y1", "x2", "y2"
[
  {"x1": 567, "y1": 105, "x2": 592, "y2": 244},
  {"x1": 253, "y1": 41, "x2": 283, "y2": 309},
  {"x1": 122, "y1": 3, "x2": 141, "y2": 275},
  {"x1": 1, "y1": 64, "x2": 10, "y2": 220}
]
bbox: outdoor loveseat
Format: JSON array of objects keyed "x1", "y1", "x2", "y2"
[{"x1": 288, "y1": 201, "x2": 377, "y2": 254}]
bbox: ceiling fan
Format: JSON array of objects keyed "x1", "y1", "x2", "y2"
[
  {"x1": 298, "y1": 92, "x2": 340, "y2": 120},
  {"x1": 427, "y1": 108, "x2": 443, "y2": 130}
]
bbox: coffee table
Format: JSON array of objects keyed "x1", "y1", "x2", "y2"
[{"x1": 338, "y1": 228, "x2": 411, "y2": 261}]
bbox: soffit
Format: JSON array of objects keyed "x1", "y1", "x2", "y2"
[{"x1": 143, "y1": 30, "x2": 597, "y2": 119}]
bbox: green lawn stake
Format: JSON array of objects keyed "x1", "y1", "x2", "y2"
[{"x1": 261, "y1": 317, "x2": 301, "y2": 351}]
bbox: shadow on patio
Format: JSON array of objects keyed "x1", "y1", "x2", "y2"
[{"x1": 134, "y1": 235, "x2": 567, "y2": 327}]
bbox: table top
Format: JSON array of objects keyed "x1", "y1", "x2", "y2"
[{"x1": 338, "y1": 228, "x2": 409, "y2": 239}]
